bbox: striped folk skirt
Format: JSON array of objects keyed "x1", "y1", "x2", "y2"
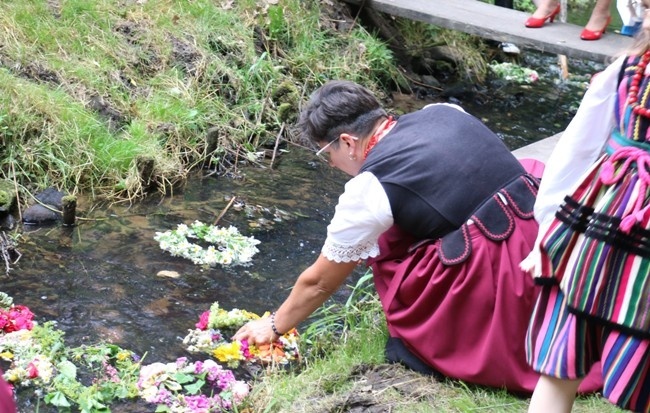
[
  {"x1": 538, "y1": 151, "x2": 650, "y2": 337},
  {"x1": 529, "y1": 145, "x2": 650, "y2": 412}
]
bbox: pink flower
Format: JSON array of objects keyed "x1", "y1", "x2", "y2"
[
  {"x1": 230, "y1": 380, "x2": 250, "y2": 403},
  {"x1": 239, "y1": 340, "x2": 252, "y2": 359},
  {"x1": 0, "y1": 313, "x2": 9, "y2": 331},
  {"x1": 27, "y1": 361, "x2": 39, "y2": 379},
  {"x1": 195, "y1": 311, "x2": 210, "y2": 330}
]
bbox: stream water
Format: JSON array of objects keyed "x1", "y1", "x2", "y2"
[{"x1": 1, "y1": 50, "x2": 607, "y2": 411}]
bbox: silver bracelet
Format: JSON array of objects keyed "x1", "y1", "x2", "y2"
[{"x1": 270, "y1": 311, "x2": 284, "y2": 336}]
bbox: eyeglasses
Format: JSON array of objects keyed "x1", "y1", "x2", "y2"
[
  {"x1": 315, "y1": 137, "x2": 340, "y2": 158},
  {"x1": 315, "y1": 136, "x2": 358, "y2": 159}
]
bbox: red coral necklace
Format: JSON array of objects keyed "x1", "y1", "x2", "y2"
[
  {"x1": 363, "y1": 116, "x2": 396, "y2": 160},
  {"x1": 627, "y1": 50, "x2": 650, "y2": 117}
]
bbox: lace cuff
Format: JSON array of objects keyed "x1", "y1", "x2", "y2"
[{"x1": 322, "y1": 238, "x2": 380, "y2": 263}]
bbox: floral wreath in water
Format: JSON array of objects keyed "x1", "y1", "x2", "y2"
[
  {"x1": 183, "y1": 302, "x2": 300, "y2": 368},
  {"x1": 154, "y1": 220, "x2": 261, "y2": 267},
  {"x1": 488, "y1": 61, "x2": 539, "y2": 84}
]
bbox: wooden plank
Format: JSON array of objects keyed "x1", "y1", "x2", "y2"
[{"x1": 343, "y1": 0, "x2": 633, "y2": 63}]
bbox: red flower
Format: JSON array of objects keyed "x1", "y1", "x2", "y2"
[
  {"x1": 195, "y1": 311, "x2": 210, "y2": 330},
  {"x1": 0, "y1": 305, "x2": 35, "y2": 333}
]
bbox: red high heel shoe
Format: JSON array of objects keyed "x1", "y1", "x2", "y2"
[
  {"x1": 580, "y1": 16, "x2": 612, "y2": 40},
  {"x1": 525, "y1": 4, "x2": 561, "y2": 28}
]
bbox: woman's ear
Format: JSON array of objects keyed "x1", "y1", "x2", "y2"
[{"x1": 339, "y1": 133, "x2": 358, "y2": 148}]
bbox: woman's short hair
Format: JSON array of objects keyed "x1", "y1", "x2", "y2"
[{"x1": 298, "y1": 80, "x2": 387, "y2": 147}]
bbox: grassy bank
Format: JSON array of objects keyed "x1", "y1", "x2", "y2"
[
  {"x1": 0, "y1": 0, "x2": 399, "y2": 204},
  {"x1": 0, "y1": 0, "x2": 608, "y2": 207}
]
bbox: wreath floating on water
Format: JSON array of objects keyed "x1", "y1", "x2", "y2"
[{"x1": 154, "y1": 220, "x2": 261, "y2": 267}]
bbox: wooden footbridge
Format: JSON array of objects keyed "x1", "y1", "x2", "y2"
[{"x1": 344, "y1": 0, "x2": 634, "y2": 63}]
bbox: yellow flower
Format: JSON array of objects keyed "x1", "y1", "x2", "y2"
[
  {"x1": 116, "y1": 351, "x2": 131, "y2": 361},
  {"x1": 5, "y1": 368, "x2": 22, "y2": 383},
  {"x1": 248, "y1": 345, "x2": 260, "y2": 357},
  {"x1": 213, "y1": 342, "x2": 243, "y2": 362},
  {"x1": 0, "y1": 351, "x2": 14, "y2": 360},
  {"x1": 243, "y1": 310, "x2": 260, "y2": 320}
]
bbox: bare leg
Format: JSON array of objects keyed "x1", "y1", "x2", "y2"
[
  {"x1": 530, "y1": 0, "x2": 559, "y2": 19},
  {"x1": 528, "y1": 375, "x2": 582, "y2": 413},
  {"x1": 584, "y1": 0, "x2": 612, "y2": 31}
]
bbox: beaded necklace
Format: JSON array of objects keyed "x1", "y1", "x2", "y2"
[
  {"x1": 627, "y1": 50, "x2": 650, "y2": 117},
  {"x1": 363, "y1": 116, "x2": 396, "y2": 160}
]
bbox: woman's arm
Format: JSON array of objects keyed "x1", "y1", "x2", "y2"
[
  {"x1": 534, "y1": 56, "x2": 624, "y2": 230},
  {"x1": 234, "y1": 172, "x2": 392, "y2": 344},
  {"x1": 232, "y1": 254, "x2": 358, "y2": 345},
  {"x1": 521, "y1": 56, "x2": 624, "y2": 275}
]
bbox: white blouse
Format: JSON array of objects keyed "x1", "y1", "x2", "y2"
[
  {"x1": 322, "y1": 171, "x2": 393, "y2": 262},
  {"x1": 521, "y1": 55, "x2": 624, "y2": 275}
]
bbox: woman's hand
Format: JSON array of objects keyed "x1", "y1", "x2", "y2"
[
  {"x1": 233, "y1": 255, "x2": 358, "y2": 345},
  {"x1": 233, "y1": 316, "x2": 277, "y2": 346}
]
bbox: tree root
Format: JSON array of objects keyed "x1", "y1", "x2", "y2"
[{"x1": 1, "y1": 231, "x2": 21, "y2": 275}]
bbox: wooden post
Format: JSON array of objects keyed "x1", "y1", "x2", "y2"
[
  {"x1": 559, "y1": 0, "x2": 570, "y2": 79},
  {"x1": 62, "y1": 195, "x2": 77, "y2": 226}
]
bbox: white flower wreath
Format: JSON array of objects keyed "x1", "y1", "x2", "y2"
[
  {"x1": 488, "y1": 61, "x2": 539, "y2": 84},
  {"x1": 154, "y1": 220, "x2": 260, "y2": 267}
]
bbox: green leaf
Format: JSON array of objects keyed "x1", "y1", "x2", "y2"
[
  {"x1": 46, "y1": 391, "x2": 72, "y2": 407},
  {"x1": 184, "y1": 378, "x2": 205, "y2": 394},
  {"x1": 58, "y1": 359, "x2": 78, "y2": 379},
  {"x1": 174, "y1": 372, "x2": 196, "y2": 384}
]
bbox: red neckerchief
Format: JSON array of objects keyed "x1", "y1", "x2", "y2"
[{"x1": 363, "y1": 116, "x2": 396, "y2": 160}]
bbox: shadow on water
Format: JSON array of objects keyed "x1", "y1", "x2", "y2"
[{"x1": 1, "y1": 50, "x2": 606, "y2": 411}]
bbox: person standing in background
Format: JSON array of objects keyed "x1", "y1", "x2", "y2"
[{"x1": 525, "y1": 0, "x2": 614, "y2": 40}]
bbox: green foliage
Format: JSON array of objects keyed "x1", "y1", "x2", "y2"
[
  {"x1": 267, "y1": 5, "x2": 287, "y2": 42},
  {"x1": 394, "y1": 17, "x2": 491, "y2": 82},
  {"x1": 1, "y1": 321, "x2": 142, "y2": 411},
  {"x1": 302, "y1": 270, "x2": 385, "y2": 354},
  {"x1": 489, "y1": 61, "x2": 540, "y2": 83}
]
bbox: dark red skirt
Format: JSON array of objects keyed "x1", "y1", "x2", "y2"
[
  {"x1": 0, "y1": 368, "x2": 16, "y2": 413},
  {"x1": 368, "y1": 219, "x2": 603, "y2": 394}
]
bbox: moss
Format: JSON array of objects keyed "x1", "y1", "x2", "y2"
[{"x1": 0, "y1": 180, "x2": 15, "y2": 212}]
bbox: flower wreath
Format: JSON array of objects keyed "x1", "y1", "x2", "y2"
[
  {"x1": 183, "y1": 302, "x2": 300, "y2": 368},
  {"x1": 154, "y1": 221, "x2": 261, "y2": 267},
  {"x1": 488, "y1": 61, "x2": 539, "y2": 84}
]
